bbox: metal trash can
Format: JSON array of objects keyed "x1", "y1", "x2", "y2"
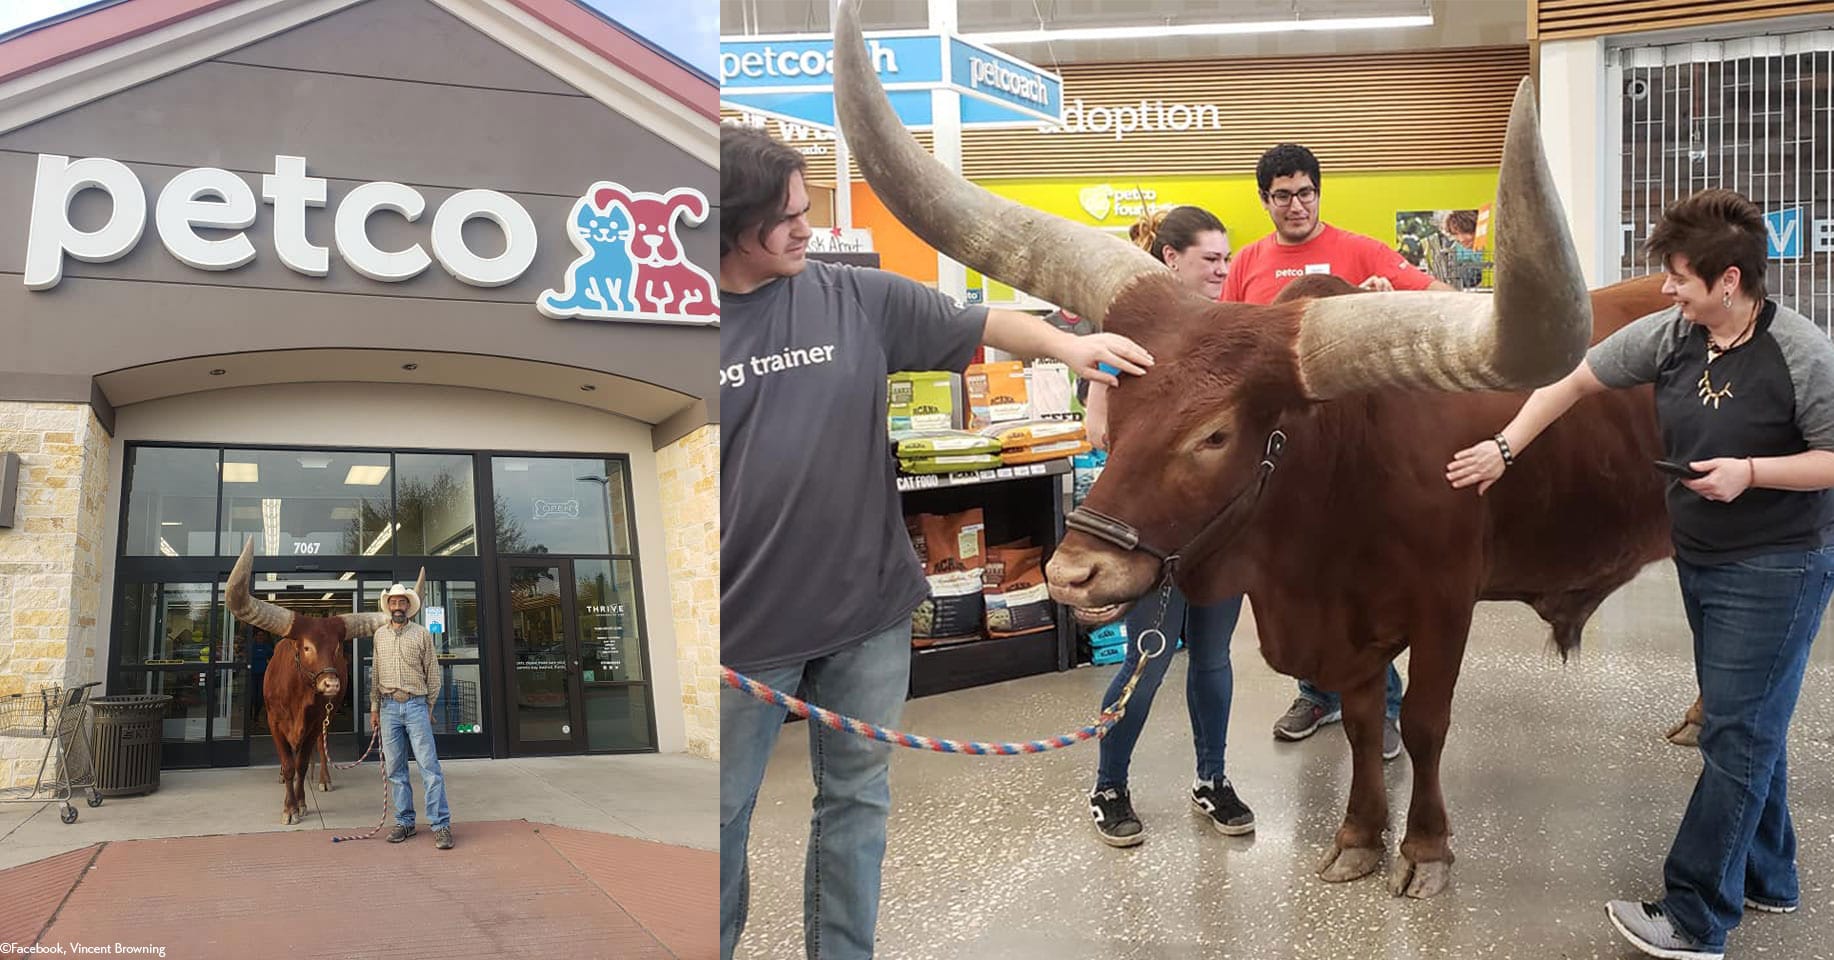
[{"x1": 90, "y1": 695, "x2": 171, "y2": 797}]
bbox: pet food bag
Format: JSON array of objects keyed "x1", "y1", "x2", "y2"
[
  {"x1": 1002, "y1": 438, "x2": 1094, "y2": 466},
  {"x1": 893, "y1": 430, "x2": 1003, "y2": 458},
  {"x1": 985, "y1": 546, "x2": 1055, "y2": 637},
  {"x1": 909, "y1": 509, "x2": 986, "y2": 642},
  {"x1": 978, "y1": 419, "x2": 1087, "y2": 451},
  {"x1": 888, "y1": 371, "x2": 959, "y2": 433},
  {"x1": 1027, "y1": 361, "x2": 1076, "y2": 419},
  {"x1": 899, "y1": 453, "x2": 1004, "y2": 474},
  {"x1": 964, "y1": 361, "x2": 1030, "y2": 429}
]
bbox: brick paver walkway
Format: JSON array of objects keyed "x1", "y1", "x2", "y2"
[{"x1": 0, "y1": 820, "x2": 713, "y2": 959}]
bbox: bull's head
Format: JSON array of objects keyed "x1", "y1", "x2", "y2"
[
  {"x1": 830, "y1": 0, "x2": 1591, "y2": 617},
  {"x1": 224, "y1": 538, "x2": 408, "y2": 698}
]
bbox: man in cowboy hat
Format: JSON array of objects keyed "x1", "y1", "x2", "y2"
[{"x1": 370, "y1": 577, "x2": 453, "y2": 850}]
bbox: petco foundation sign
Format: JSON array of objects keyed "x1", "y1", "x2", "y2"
[{"x1": 22, "y1": 154, "x2": 717, "y2": 326}]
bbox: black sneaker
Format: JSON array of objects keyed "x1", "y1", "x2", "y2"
[
  {"x1": 387, "y1": 824, "x2": 416, "y2": 843},
  {"x1": 1191, "y1": 779, "x2": 1255, "y2": 836},
  {"x1": 1089, "y1": 787, "x2": 1144, "y2": 847}
]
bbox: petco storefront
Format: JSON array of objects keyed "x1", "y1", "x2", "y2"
[{"x1": 0, "y1": 0, "x2": 720, "y2": 784}]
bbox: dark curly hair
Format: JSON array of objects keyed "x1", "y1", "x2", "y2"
[{"x1": 1255, "y1": 143, "x2": 1322, "y2": 197}]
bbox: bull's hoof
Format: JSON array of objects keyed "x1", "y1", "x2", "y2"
[
  {"x1": 318, "y1": 782, "x2": 333, "y2": 792},
  {"x1": 1318, "y1": 844, "x2": 1384, "y2": 882},
  {"x1": 1388, "y1": 855, "x2": 1452, "y2": 898},
  {"x1": 281, "y1": 812, "x2": 296, "y2": 825},
  {"x1": 1666, "y1": 721, "x2": 1701, "y2": 747}
]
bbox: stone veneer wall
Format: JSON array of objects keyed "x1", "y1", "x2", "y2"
[
  {"x1": 656, "y1": 425, "x2": 718, "y2": 760},
  {"x1": 0, "y1": 403, "x2": 112, "y2": 789}
]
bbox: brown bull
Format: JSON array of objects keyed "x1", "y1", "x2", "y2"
[
  {"x1": 829, "y1": 0, "x2": 1678, "y2": 898},
  {"x1": 226, "y1": 539, "x2": 411, "y2": 824}
]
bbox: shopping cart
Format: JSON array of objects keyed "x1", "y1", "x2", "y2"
[{"x1": 0, "y1": 682, "x2": 103, "y2": 824}]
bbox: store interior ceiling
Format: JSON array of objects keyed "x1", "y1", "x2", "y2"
[{"x1": 723, "y1": 0, "x2": 1526, "y2": 62}]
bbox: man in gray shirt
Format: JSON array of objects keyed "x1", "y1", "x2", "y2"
[{"x1": 719, "y1": 125, "x2": 1152, "y2": 960}]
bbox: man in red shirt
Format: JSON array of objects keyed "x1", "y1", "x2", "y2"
[
  {"x1": 1223, "y1": 142, "x2": 1452, "y2": 756},
  {"x1": 1222, "y1": 142, "x2": 1452, "y2": 304}
]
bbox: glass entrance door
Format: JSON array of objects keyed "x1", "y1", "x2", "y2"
[{"x1": 502, "y1": 560, "x2": 586, "y2": 754}]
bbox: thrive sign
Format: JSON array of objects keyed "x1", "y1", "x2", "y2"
[{"x1": 23, "y1": 154, "x2": 718, "y2": 326}]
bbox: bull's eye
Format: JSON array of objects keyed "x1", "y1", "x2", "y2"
[{"x1": 1201, "y1": 429, "x2": 1230, "y2": 449}]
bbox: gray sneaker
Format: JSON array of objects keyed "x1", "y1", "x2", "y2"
[
  {"x1": 1382, "y1": 716, "x2": 1403, "y2": 761},
  {"x1": 386, "y1": 824, "x2": 416, "y2": 843},
  {"x1": 1273, "y1": 698, "x2": 1341, "y2": 741},
  {"x1": 1605, "y1": 900, "x2": 1722, "y2": 959},
  {"x1": 434, "y1": 826, "x2": 454, "y2": 850}
]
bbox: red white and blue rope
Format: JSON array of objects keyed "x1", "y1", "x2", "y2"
[{"x1": 719, "y1": 633, "x2": 1159, "y2": 756}]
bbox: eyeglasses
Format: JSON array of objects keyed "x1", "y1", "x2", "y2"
[{"x1": 1264, "y1": 187, "x2": 1318, "y2": 207}]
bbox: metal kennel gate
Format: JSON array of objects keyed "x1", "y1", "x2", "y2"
[{"x1": 1612, "y1": 30, "x2": 1834, "y2": 332}]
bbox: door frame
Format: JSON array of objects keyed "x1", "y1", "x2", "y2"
[{"x1": 497, "y1": 557, "x2": 587, "y2": 755}]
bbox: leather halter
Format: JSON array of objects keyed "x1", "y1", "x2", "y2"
[
  {"x1": 291, "y1": 639, "x2": 340, "y2": 689},
  {"x1": 1064, "y1": 429, "x2": 1287, "y2": 579}
]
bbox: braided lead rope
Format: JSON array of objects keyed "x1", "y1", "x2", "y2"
[
  {"x1": 720, "y1": 628, "x2": 1167, "y2": 755},
  {"x1": 329, "y1": 715, "x2": 390, "y2": 844}
]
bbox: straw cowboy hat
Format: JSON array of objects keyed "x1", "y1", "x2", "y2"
[{"x1": 379, "y1": 570, "x2": 426, "y2": 618}]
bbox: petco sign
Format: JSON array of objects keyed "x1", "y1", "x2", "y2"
[{"x1": 23, "y1": 154, "x2": 718, "y2": 326}]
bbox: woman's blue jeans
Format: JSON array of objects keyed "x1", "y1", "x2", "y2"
[
  {"x1": 1094, "y1": 584, "x2": 1243, "y2": 790},
  {"x1": 1660, "y1": 544, "x2": 1834, "y2": 951}
]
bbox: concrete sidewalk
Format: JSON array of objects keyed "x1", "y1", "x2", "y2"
[
  {"x1": 0, "y1": 753, "x2": 715, "y2": 870},
  {"x1": 0, "y1": 755, "x2": 716, "y2": 959}
]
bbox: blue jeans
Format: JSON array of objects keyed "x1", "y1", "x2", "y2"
[
  {"x1": 381, "y1": 696, "x2": 448, "y2": 830},
  {"x1": 1298, "y1": 666, "x2": 1404, "y2": 721},
  {"x1": 721, "y1": 622, "x2": 911, "y2": 960},
  {"x1": 1095, "y1": 586, "x2": 1242, "y2": 790},
  {"x1": 1660, "y1": 545, "x2": 1834, "y2": 950}
]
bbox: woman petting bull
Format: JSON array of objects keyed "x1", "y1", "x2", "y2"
[
  {"x1": 1079, "y1": 206, "x2": 1256, "y2": 847},
  {"x1": 1447, "y1": 188, "x2": 1834, "y2": 960}
]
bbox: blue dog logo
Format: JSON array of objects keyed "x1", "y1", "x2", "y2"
[{"x1": 538, "y1": 181, "x2": 719, "y2": 325}]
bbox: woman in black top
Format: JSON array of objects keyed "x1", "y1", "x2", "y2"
[{"x1": 1447, "y1": 189, "x2": 1834, "y2": 960}]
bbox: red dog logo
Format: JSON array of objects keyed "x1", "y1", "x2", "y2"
[
  {"x1": 537, "y1": 181, "x2": 719, "y2": 325},
  {"x1": 595, "y1": 184, "x2": 719, "y2": 322}
]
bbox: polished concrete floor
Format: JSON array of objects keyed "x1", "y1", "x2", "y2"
[{"x1": 734, "y1": 565, "x2": 1834, "y2": 959}]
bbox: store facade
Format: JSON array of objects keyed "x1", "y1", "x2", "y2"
[{"x1": 0, "y1": 0, "x2": 720, "y2": 785}]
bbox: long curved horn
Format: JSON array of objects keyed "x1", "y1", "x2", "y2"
[
  {"x1": 225, "y1": 538, "x2": 295, "y2": 637},
  {"x1": 338, "y1": 613, "x2": 390, "y2": 637},
  {"x1": 831, "y1": 0, "x2": 1164, "y2": 325},
  {"x1": 1291, "y1": 78, "x2": 1591, "y2": 399}
]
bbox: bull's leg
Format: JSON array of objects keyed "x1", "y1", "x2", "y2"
[
  {"x1": 318, "y1": 739, "x2": 334, "y2": 791},
  {"x1": 1389, "y1": 612, "x2": 1473, "y2": 898},
  {"x1": 289, "y1": 741, "x2": 311, "y2": 825},
  {"x1": 1319, "y1": 674, "x2": 1390, "y2": 882},
  {"x1": 274, "y1": 735, "x2": 299, "y2": 825}
]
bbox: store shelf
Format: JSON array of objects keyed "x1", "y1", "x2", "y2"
[
  {"x1": 895, "y1": 458, "x2": 1072, "y2": 493},
  {"x1": 902, "y1": 460, "x2": 1077, "y2": 699},
  {"x1": 910, "y1": 629, "x2": 1062, "y2": 699}
]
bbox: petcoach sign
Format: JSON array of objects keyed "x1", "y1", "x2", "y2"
[{"x1": 22, "y1": 154, "x2": 718, "y2": 326}]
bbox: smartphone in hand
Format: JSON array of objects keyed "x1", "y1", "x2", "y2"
[{"x1": 1654, "y1": 459, "x2": 1705, "y2": 480}]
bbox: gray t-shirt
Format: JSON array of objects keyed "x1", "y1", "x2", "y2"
[
  {"x1": 1588, "y1": 299, "x2": 1834, "y2": 564},
  {"x1": 721, "y1": 260, "x2": 988, "y2": 672}
]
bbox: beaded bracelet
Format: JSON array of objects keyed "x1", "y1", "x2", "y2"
[{"x1": 1493, "y1": 433, "x2": 1515, "y2": 466}]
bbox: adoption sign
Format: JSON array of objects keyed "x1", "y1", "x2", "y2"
[{"x1": 22, "y1": 154, "x2": 717, "y2": 326}]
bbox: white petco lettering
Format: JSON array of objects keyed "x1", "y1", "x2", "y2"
[
  {"x1": 24, "y1": 154, "x2": 537, "y2": 290},
  {"x1": 968, "y1": 56, "x2": 1048, "y2": 106}
]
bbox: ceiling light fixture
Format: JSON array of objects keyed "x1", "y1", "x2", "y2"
[
  {"x1": 966, "y1": 14, "x2": 1433, "y2": 45},
  {"x1": 344, "y1": 465, "x2": 391, "y2": 486}
]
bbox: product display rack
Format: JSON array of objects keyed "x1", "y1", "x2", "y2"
[{"x1": 901, "y1": 458, "x2": 1076, "y2": 698}]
